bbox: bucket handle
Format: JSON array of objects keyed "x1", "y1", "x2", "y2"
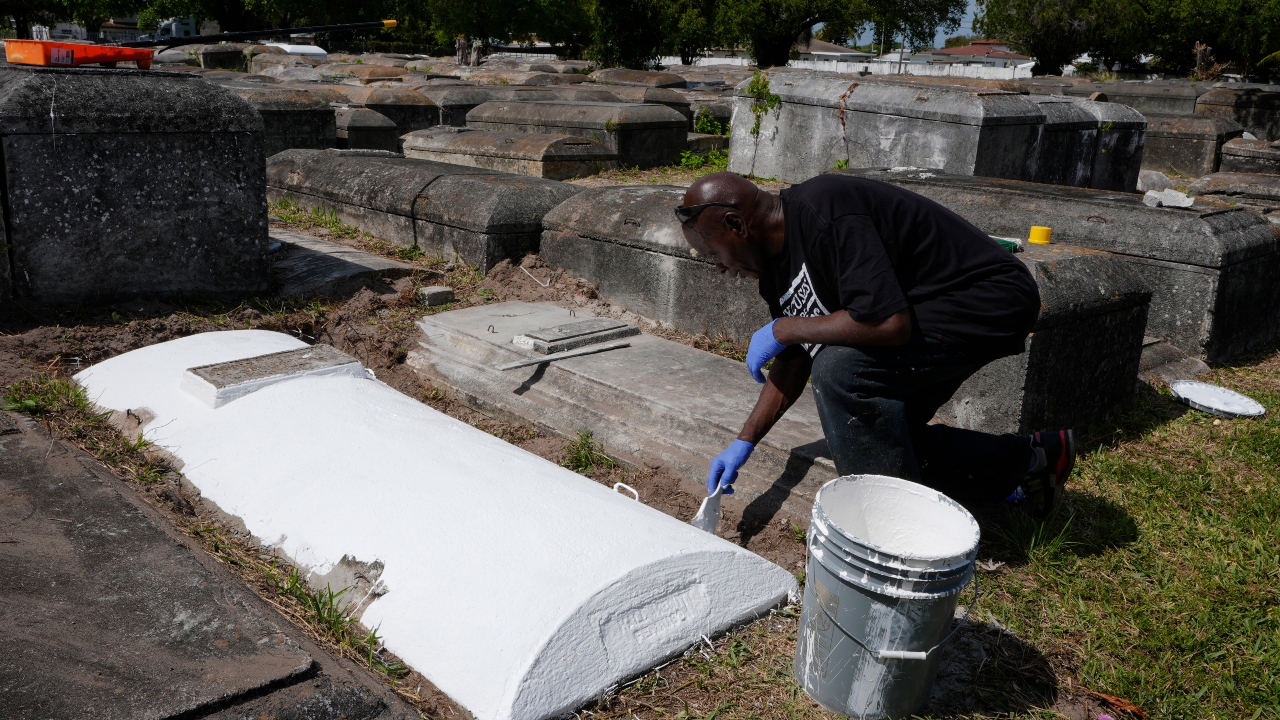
[
  {"x1": 613, "y1": 482, "x2": 640, "y2": 501},
  {"x1": 874, "y1": 572, "x2": 979, "y2": 662}
]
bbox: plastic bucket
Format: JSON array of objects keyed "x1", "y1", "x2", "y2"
[{"x1": 794, "y1": 475, "x2": 979, "y2": 719}]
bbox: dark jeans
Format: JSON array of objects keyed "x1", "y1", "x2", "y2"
[{"x1": 810, "y1": 338, "x2": 1033, "y2": 502}]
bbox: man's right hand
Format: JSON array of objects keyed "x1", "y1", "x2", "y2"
[{"x1": 707, "y1": 439, "x2": 755, "y2": 495}]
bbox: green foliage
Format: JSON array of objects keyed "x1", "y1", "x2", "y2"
[
  {"x1": 563, "y1": 429, "x2": 617, "y2": 473},
  {"x1": 587, "y1": 0, "x2": 665, "y2": 69},
  {"x1": 715, "y1": 0, "x2": 859, "y2": 67},
  {"x1": 745, "y1": 71, "x2": 780, "y2": 135},
  {"x1": 833, "y1": 158, "x2": 848, "y2": 169},
  {"x1": 678, "y1": 148, "x2": 728, "y2": 170},
  {"x1": 658, "y1": 0, "x2": 718, "y2": 65},
  {"x1": 943, "y1": 33, "x2": 972, "y2": 47},
  {"x1": 3, "y1": 377, "x2": 93, "y2": 415},
  {"x1": 693, "y1": 107, "x2": 726, "y2": 135}
]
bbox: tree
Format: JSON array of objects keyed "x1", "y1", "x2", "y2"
[
  {"x1": 587, "y1": 0, "x2": 664, "y2": 68},
  {"x1": 716, "y1": 0, "x2": 859, "y2": 67},
  {"x1": 659, "y1": 0, "x2": 717, "y2": 65},
  {"x1": 864, "y1": 0, "x2": 965, "y2": 53},
  {"x1": 975, "y1": 0, "x2": 1090, "y2": 74},
  {"x1": 1142, "y1": 0, "x2": 1280, "y2": 77}
]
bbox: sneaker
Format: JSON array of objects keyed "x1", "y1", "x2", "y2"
[{"x1": 1021, "y1": 429, "x2": 1075, "y2": 517}]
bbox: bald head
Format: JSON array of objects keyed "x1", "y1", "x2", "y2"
[
  {"x1": 685, "y1": 171, "x2": 761, "y2": 206},
  {"x1": 677, "y1": 173, "x2": 784, "y2": 281}
]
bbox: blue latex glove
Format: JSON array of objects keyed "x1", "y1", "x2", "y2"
[
  {"x1": 707, "y1": 439, "x2": 755, "y2": 495},
  {"x1": 746, "y1": 320, "x2": 788, "y2": 384}
]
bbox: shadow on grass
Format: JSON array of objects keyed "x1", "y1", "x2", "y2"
[
  {"x1": 1076, "y1": 380, "x2": 1188, "y2": 453},
  {"x1": 968, "y1": 490, "x2": 1139, "y2": 568},
  {"x1": 926, "y1": 619, "x2": 1059, "y2": 717}
]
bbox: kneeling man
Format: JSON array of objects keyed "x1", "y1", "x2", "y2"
[{"x1": 676, "y1": 172, "x2": 1074, "y2": 516}]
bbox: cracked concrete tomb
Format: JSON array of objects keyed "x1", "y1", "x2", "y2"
[
  {"x1": 1142, "y1": 114, "x2": 1243, "y2": 176},
  {"x1": 409, "y1": 301, "x2": 837, "y2": 516},
  {"x1": 539, "y1": 184, "x2": 1150, "y2": 435},
  {"x1": 466, "y1": 100, "x2": 690, "y2": 168},
  {"x1": 401, "y1": 127, "x2": 618, "y2": 180},
  {"x1": 836, "y1": 167, "x2": 1280, "y2": 362},
  {"x1": 1196, "y1": 84, "x2": 1280, "y2": 142},
  {"x1": 75, "y1": 330, "x2": 798, "y2": 720},
  {"x1": 0, "y1": 65, "x2": 269, "y2": 304},
  {"x1": 266, "y1": 149, "x2": 580, "y2": 272},
  {"x1": 726, "y1": 73, "x2": 1144, "y2": 190}
]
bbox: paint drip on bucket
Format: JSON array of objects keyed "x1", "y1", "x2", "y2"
[{"x1": 794, "y1": 475, "x2": 979, "y2": 719}]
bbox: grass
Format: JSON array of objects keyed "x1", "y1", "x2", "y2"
[
  {"x1": 679, "y1": 149, "x2": 729, "y2": 172},
  {"x1": 563, "y1": 428, "x2": 618, "y2": 473},
  {"x1": 587, "y1": 358, "x2": 1280, "y2": 719}
]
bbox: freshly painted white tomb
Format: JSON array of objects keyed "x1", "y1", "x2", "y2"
[{"x1": 75, "y1": 331, "x2": 797, "y2": 720}]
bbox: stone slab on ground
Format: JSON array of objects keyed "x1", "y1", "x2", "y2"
[
  {"x1": 1138, "y1": 336, "x2": 1211, "y2": 385},
  {"x1": 267, "y1": 149, "x2": 580, "y2": 272},
  {"x1": 1188, "y1": 171, "x2": 1280, "y2": 212},
  {"x1": 540, "y1": 184, "x2": 1152, "y2": 435},
  {"x1": 728, "y1": 74, "x2": 1046, "y2": 185},
  {"x1": 409, "y1": 301, "x2": 836, "y2": 518},
  {"x1": 466, "y1": 100, "x2": 690, "y2": 168},
  {"x1": 270, "y1": 227, "x2": 418, "y2": 297},
  {"x1": 77, "y1": 330, "x2": 797, "y2": 720},
  {"x1": 835, "y1": 167, "x2": 1280, "y2": 362},
  {"x1": 402, "y1": 127, "x2": 618, "y2": 179},
  {"x1": 1141, "y1": 113, "x2": 1243, "y2": 176},
  {"x1": 0, "y1": 412, "x2": 415, "y2": 720},
  {"x1": 0, "y1": 65, "x2": 270, "y2": 304}
]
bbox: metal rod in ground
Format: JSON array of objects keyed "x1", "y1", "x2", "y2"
[
  {"x1": 119, "y1": 20, "x2": 397, "y2": 48},
  {"x1": 497, "y1": 342, "x2": 631, "y2": 371}
]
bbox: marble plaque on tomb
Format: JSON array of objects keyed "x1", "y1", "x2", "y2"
[
  {"x1": 183, "y1": 344, "x2": 366, "y2": 408},
  {"x1": 513, "y1": 318, "x2": 640, "y2": 354}
]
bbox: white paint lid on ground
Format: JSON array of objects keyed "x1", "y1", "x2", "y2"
[
  {"x1": 1169, "y1": 380, "x2": 1266, "y2": 418},
  {"x1": 75, "y1": 331, "x2": 797, "y2": 720}
]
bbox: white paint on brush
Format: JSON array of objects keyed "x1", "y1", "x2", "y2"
[{"x1": 76, "y1": 330, "x2": 797, "y2": 720}]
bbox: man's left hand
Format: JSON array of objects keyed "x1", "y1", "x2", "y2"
[{"x1": 746, "y1": 320, "x2": 788, "y2": 383}]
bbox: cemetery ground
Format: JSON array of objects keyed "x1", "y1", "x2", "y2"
[{"x1": 1, "y1": 207, "x2": 1276, "y2": 720}]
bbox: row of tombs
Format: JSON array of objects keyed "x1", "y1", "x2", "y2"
[
  {"x1": 3, "y1": 58, "x2": 1280, "y2": 720},
  {"x1": 125, "y1": 44, "x2": 1280, "y2": 187}
]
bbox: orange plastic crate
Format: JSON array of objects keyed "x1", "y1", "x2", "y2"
[{"x1": 5, "y1": 39, "x2": 154, "y2": 69}]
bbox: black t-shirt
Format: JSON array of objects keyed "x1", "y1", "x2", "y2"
[{"x1": 759, "y1": 174, "x2": 1040, "y2": 357}]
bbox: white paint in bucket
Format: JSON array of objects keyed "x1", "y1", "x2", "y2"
[{"x1": 818, "y1": 476, "x2": 979, "y2": 562}]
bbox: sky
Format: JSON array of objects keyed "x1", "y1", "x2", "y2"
[{"x1": 850, "y1": 0, "x2": 981, "y2": 50}]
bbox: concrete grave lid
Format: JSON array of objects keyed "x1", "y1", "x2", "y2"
[
  {"x1": 1030, "y1": 94, "x2": 1102, "y2": 130},
  {"x1": 402, "y1": 127, "x2": 617, "y2": 161},
  {"x1": 329, "y1": 84, "x2": 434, "y2": 108},
  {"x1": 335, "y1": 106, "x2": 397, "y2": 129},
  {"x1": 1071, "y1": 97, "x2": 1147, "y2": 128},
  {"x1": 1222, "y1": 137, "x2": 1280, "y2": 160},
  {"x1": 225, "y1": 85, "x2": 333, "y2": 113},
  {"x1": 734, "y1": 73, "x2": 1047, "y2": 127},
  {"x1": 590, "y1": 67, "x2": 687, "y2": 88},
  {"x1": 467, "y1": 100, "x2": 689, "y2": 129},
  {"x1": 834, "y1": 167, "x2": 1280, "y2": 267},
  {"x1": 542, "y1": 185, "x2": 691, "y2": 257},
  {"x1": 1196, "y1": 85, "x2": 1280, "y2": 109},
  {"x1": 1188, "y1": 172, "x2": 1280, "y2": 201},
  {"x1": 1143, "y1": 113, "x2": 1244, "y2": 139},
  {"x1": 0, "y1": 65, "x2": 261, "y2": 135},
  {"x1": 75, "y1": 330, "x2": 798, "y2": 720}
]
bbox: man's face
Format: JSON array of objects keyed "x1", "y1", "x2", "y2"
[{"x1": 681, "y1": 209, "x2": 762, "y2": 280}]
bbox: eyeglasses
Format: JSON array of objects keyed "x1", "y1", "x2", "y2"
[{"x1": 674, "y1": 202, "x2": 739, "y2": 224}]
